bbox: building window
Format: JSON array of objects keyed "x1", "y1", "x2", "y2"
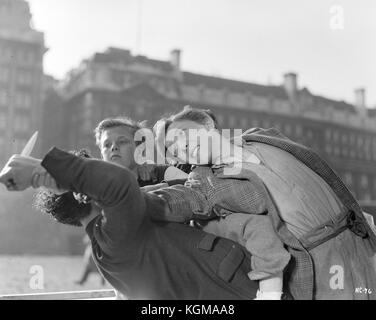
[
  {"x1": 27, "y1": 52, "x2": 35, "y2": 65},
  {"x1": 325, "y1": 129, "x2": 331, "y2": 140},
  {"x1": 362, "y1": 193, "x2": 372, "y2": 201},
  {"x1": 333, "y1": 130, "x2": 339, "y2": 142},
  {"x1": 263, "y1": 119, "x2": 271, "y2": 128},
  {"x1": 182, "y1": 86, "x2": 200, "y2": 102},
  {"x1": 344, "y1": 172, "x2": 353, "y2": 186},
  {"x1": 284, "y1": 124, "x2": 292, "y2": 136},
  {"x1": 12, "y1": 139, "x2": 28, "y2": 154},
  {"x1": 17, "y1": 71, "x2": 33, "y2": 86},
  {"x1": 252, "y1": 96, "x2": 268, "y2": 110},
  {"x1": 349, "y1": 134, "x2": 356, "y2": 145},
  {"x1": 357, "y1": 136, "x2": 364, "y2": 148},
  {"x1": 0, "y1": 67, "x2": 10, "y2": 82},
  {"x1": 229, "y1": 115, "x2": 237, "y2": 128},
  {"x1": 251, "y1": 119, "x2": 259, "y2": 128},
  {"x1": 15, "y1": 94, "x2": 22, "y2": 107},
  {"x1": 123, "y1": 73, "x2": 131, "y2": 87},
  {"x1": 273, "y1": 122, "x2": 281, "y2": 132},
  {"x1": 0, "y1": 91, "x2": 8, "y2": 105},
  {"x1": 360, "y1": 174, "x2": 369, "y2": 188},
  {"x1": 14, "y1": 115, "x2": 30, "y2": 132},
  {"x1": 82, "y1": 117, "x2": 92, "y2": 133},
  {"x1": 295, "y1": 124, "x2": 303, "y2": 136},
  {"x1": 0, "y1": 47, "x2": 12, "y2": 61},
  {"x1": 246, "y1": 92, "x2": 252, "y2": 106},
  {"x1": 157, "y1": 81, "x2": 168, "y2": 95},
  {"x1": 0, "y1": 136, "x2": 4, "y2": 150},
  {"x1": 364, "y1": 138, "x2": 371, "y2": 158},
  {"x1": 112, "y1": 69, "x2": 124, "y2": 86},
  {"x1": 0, "y1": 113, "x2": 6, "y2": 129},
  {"x1": 15, "y1": 93, "x2": 32, "y2": 109},
  {"x1": 240, "y1": 117, "x2": 248, "y2": 128},
  {"x1": 307, "y1": 129, "x2": 314, "y2": 140},
  {"x1": 365, "y1": 148, "x2": 371, "y2": 161},
  {"x1": 17, "y1": 50, "x2": 25, "y2": 63}
]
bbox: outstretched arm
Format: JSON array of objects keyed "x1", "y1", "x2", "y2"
[
  {"x1": 145, "y1": 166, "x2": 269, "y2": 223},
  {"x1": 41, "y1": 148, "x2": 147, "y2": 240},
  {"x1": 0, "y1": 148, "x2": 147, "y2": 242},
  {"x1": 144, "y1": 184, "x2": 213, "y2": 222},
  {"x1": 41, "y1": 148, "x2": 143, "y2": 208}
]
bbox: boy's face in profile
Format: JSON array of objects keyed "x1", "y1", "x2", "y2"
[{"x1": 99, "y1": 126, "x2": 137, "y2": 170}]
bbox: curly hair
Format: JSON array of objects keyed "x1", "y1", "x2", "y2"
[
  {"x1": 34, "y1": 190, "x2": 92, "y2": 227},
  {"x1": 33, "y1": 148, "x2": 93, "y2": 227}
]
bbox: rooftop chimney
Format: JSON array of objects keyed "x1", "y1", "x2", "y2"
[
  {"x1": 283, "y1": 72, "x2": 298, "y2": 95},
  {"x1": 355, "y1": 88, "x2": 366, "y2": 109},
  {"x1": 354, "y1": 88, "x2": 367, "y2": 118},
  {"x1": 170, "y1": 49, "x2": 181, "y2": 69}
]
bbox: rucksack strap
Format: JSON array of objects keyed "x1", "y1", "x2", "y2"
[{"x1": 298, "y1": 210, "x2": 367, "y2": 251}]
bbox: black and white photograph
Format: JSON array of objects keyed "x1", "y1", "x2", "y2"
[{"x1": 0, "y1": 0, "x2": 375, "y2": 304}]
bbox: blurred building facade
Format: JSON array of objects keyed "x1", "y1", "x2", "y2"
[
  {"x1": 45, "y1": 47, "x2": 376, "y2": 203},
  {"x1": 0, "y1": 0, "x2": 47, "y2": 165},
  {"x1": 0, "y1": 1, "x2": 85, "y2": 256}
]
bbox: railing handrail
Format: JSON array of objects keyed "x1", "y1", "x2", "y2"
[{"x1": 0, "y1": 289, "x2": 117, "y2": 300}]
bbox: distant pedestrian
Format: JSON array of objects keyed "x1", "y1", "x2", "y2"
[{"x1": 75, "y1": 235, "x2": 106, "y2": 286}]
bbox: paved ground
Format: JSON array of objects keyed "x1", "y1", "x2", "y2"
[{"x1": 0, "y1": 255, "x2": 111, "y2": 295}]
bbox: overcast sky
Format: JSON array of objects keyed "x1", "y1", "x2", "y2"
[{"x1": 28, "y1": 0, "x2": 376, "y2": 107}]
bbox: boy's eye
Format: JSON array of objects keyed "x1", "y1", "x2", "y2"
[{"x1": 118, "y1": 138, "x2": 130, "y2": 145}]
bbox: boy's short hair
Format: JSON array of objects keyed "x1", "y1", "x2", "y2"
[
  {"x1": 169, "y1": 105, "x2": 219, "y2": 130},
  {"x1": 94, "y1": 117, "x2": 147, "y2": 146},
  {"x1": 153, "y1": 106, "x2": 219, "y2": 143},
  {"x1": 153, "y1": 106, "x2": 219, "y2": 165}
]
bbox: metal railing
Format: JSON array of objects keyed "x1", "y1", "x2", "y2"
[{"x1": 0, "y1": 289, "x2": 117, "y2": 300}]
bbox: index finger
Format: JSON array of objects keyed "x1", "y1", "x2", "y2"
[{"x1": 0, "y1": 166, "x2": 12, "y2": 185}]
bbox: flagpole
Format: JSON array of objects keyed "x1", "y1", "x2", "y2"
[{"x1": 136, "y1": 0, "x2": 143, "y2": 55}]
